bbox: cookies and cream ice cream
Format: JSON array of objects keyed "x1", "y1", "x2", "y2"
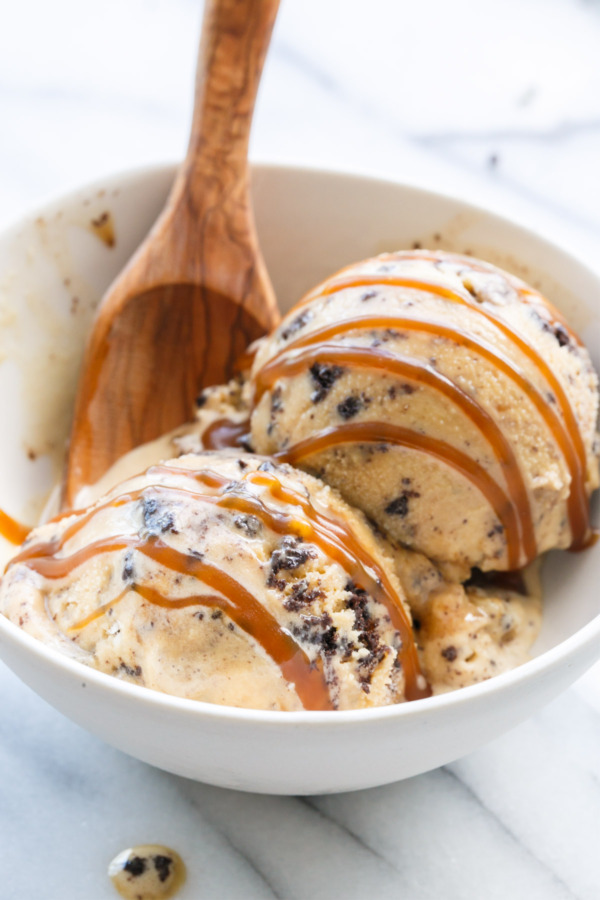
[
  {"x1": 1, "y1": 452, "x2": 429, "y2": 709},
  {"x1": 392, "y1": 543, "x2": 542, "y2": 692},
  {"x1": 250, "y1": 251, "x2": 599, "y2": 580},
  {"x1": 1, "y1": 249, "x2": 595, "y2": 710},
  {"x1": 0, "y1": 450, "x2": 542, "y2": 705}
]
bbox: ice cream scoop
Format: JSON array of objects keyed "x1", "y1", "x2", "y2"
[
  {"x1": 2, "y1": 452, "x2": 434, "y2": 709},
  {"x1": 1, "y1": 445, "x2": 542, "y2": 706},
  {"x1": 250, "y1": 250, "x2": 600, "y2": 579}
]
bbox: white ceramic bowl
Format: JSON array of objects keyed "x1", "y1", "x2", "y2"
[{"x1": 0, "y1": 164, "x2": 599, "y2": 795}]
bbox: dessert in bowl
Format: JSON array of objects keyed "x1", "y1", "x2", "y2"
[{"x1": 0, "y1": 163, "x2": 598, "y2": 794}]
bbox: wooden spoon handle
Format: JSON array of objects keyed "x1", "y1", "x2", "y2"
[
  {"x1": 158, "y1": 0, "x2": 281, "y2": 327},
  {"x1": 188, "y1": 0, "x2": 280, "y2": 175},
  {"x1": 63, "y1": 0, "x2": 281, "y2": 506}
]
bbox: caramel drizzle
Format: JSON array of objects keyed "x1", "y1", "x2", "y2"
[
  {"x1": 86, "y1": 547, "x2": 332, "y2": 711},
  {"x1": 271, "y1": 273, "x2": 590, "y2": 550},
  {"x1": 256, "y1": 342, "x2": 535, "y2": 562},
  {"x1": 235, "y1": 469, "x2": 427, "y2": 699},
  {"x1": 256, "y1": 313, "x2": 589, "y2": 557},
  {"x1": 70, "y1": 583, "x2": 227, "y2": 630},
  {"x1": 276, "y1": 422, "x2": 521, "y2": 568},
  {"x1": 11, "y1": 532, "x2": 332, "y2": 712},
  {"x1": 202, "y1": 418, "x2": 250, "y2": 451},
  {"x1": 8, "y1": 464, "x2": 429, "y2": 704},
  {"x1": 234, "y1": 340, "x2": 261, "y2": 373},
  {"x1": 0, "y1": 508, "x2": 30, "y2": 545},
  {"x1": 383, "y1": 250, "x2": 582, "y2": 340},
  {"x1": 304, "y1": 250, "x2": 581, "y2": 342},
  {"x1": 297, "y1": 273, "x2": 469, "y2": 310},
  {"x1": 147, "y1": 464, "x2": 428, "y2": 700}
]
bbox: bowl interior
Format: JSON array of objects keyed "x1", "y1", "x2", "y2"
[{"x1": 0, "y1": 163, "x2": 599, "y2": 659}]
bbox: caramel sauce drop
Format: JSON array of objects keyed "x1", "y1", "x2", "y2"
[
  {"x1": 0, "y1": 508, "x2": 30, "y2": 545},
  {"x1": 202, "y1": 417, "x2": 250, "y2": 450}
]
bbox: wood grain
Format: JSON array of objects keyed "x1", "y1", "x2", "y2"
[{"x1": 64, "y1": 0, "x2": 280, "y2": 506}]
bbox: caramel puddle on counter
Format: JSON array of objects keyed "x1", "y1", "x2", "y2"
[{"x1": 108, "y1": 845, "x2": 186, "y2": 900}]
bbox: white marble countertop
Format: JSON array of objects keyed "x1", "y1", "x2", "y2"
[{"x1": 2, "y1": 1, "x2": 600, "y2": 897}]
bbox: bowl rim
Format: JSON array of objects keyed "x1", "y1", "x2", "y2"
[{"x1": 1, "y1": 160, "x2": 599, "y2": 727}]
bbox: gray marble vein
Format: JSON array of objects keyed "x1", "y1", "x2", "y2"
[
  {"x1": 413, "y1": 120, "x2": 600, "y2": 145},
  {"x1": 308, "y1": 768, "x2": 576, "y2": 900},
  {"x1": 450, "y1": 716, "x2": 600, "y2": 900},
  {"x1": 182, "y1": 783, "x2": 403, "y2": 899}
]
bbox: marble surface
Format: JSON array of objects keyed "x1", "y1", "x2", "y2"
[{"x1": 2, "y1": 0, "x2": 600, "y2": 897}]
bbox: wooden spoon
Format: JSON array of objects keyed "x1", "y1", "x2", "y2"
[{"x1": 64, "y1": 0, "x2": 281, "y2": 507}]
